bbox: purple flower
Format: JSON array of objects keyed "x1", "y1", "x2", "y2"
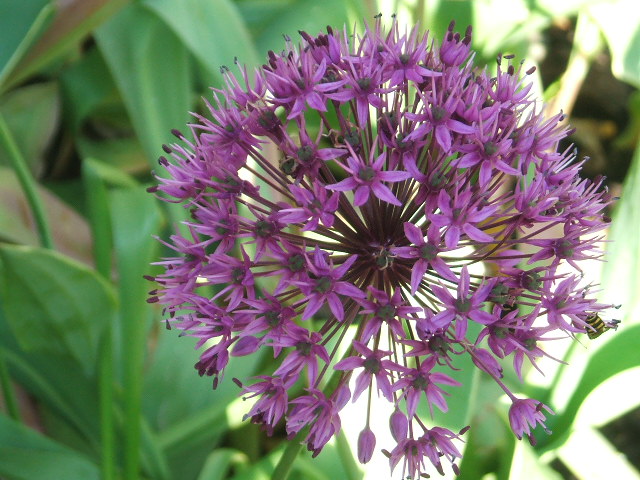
[
  {"x1": 392, "y1": 355, "x2": 461, "y2": 418},
  {"x1": 278, "y1": 181, "x2": 340, "y2": 231},
  {"x1": 431, "y1": 266, "x2": 497, "y2": 339},
  {"x1": 271, "y1": 325, "x2": 330, "y2": 385},
  {"x1": 333, "y1": 341, "x2": 396, "y2": 401},
  {"x1": 326, "y1": 150, "x2": 411, "y2": 206},
  {"x1": 150, "y1": 17, "x2": 616, "y2": 475},
  {"x1": 354, "y1": 287, "x2": 422, "y2": 342},
  {"x1": 391, "y1": 223, "x2": 457, "y2": 294},
  {"x1": 508, "y1": 398, "x2": 554, "y2": 444},
  {"x1": 242, "y1": 375, "x2": 293, "y2": 434},
  {"x1": 292, "y1": 247, "x2": 365, "y2": 321},
  {"x1": 388, "y1": 437, "x2": 428, "y2": 480},
  {"x1": 429, "y1": 187, "x2": 497, "y2": 249},
  {"x1": 286, "y1": 386, "x2": 350, "y2": 456}
]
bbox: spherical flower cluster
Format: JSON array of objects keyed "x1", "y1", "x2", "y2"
[{"x1": 149, "y1": 18, "x2": 616, "y2": 478}]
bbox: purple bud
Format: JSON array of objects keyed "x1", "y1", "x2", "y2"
[
  {"x1": 471, "y1": 347, "x2": 503, "y2": 378},
  {"x1": 389, "y1": 409, "x2": 408, "y2": 442},
  {"x1": 231, "y1": 336, "x2": 260, "y2": 356},
  {"x1": 333, "y1": 384, "x2": 351, "y2": 410},
  {"x1": 357, "y1": 427, "x2": 376, "y2": 464}
]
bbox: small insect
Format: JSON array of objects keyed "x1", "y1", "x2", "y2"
[{"x1": 584, "y1": 313, "x2": 621, "y2": 339}]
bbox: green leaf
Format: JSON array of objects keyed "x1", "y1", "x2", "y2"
[
  {"x1": 0, "y1": 0, "x2": 53, "y2": 91},
  {"x1": 556, "y1": 427, "x2": 640, "y2": 480},
  {"x1": 3, "y1": 0, "x2": 129, "y2": 91},
  {"x1": 0, "y1": 82, "x2": 59, "y2": 173},
  {"x1": 0, "y1": 245, "x2": 117, "y2": 376},
  {"x1": 0, "y1": 167, "x2": 39, "y2": 246},
  {"x1": 295, "y1": 444, "x2": 350, "y2": 480},
  {"x1": 0, "y1": 312, "x2": 101, "y2": 453},
  {"x1": 0, "y1": 413, "x2": 100, "y2": 480},
  {"x1": 82, "y1": 157, "x2": 140, "y2": 277},
  {"x1": 249, "y1": 0, "x2": 352, "y2": 55},
  {"x1": 151, "y1": 337, "x2": 263, "y2": 450},
  {"x1": 197, "y1": 448, "x2": 250, "y2": 480},
  {"x1": 469, "y1": 0, "x2": 548, "y2": 60},
  {"x1": 334, "y1": 430, "x2": 363, "y2": 480},
  {"x1": 95, "y1": 3, "x2": 193, "y2": 165},
  {"x1": 83, "y1": 157, "x2": 139, "y2": 190},
  {"x1": 508, "y1": 438, "x2": 562, "y2": 480},
  {"x1": 0, "y1": 167, "x2": 94, "y2": 263},
  {"x1": 59, "y1": 48, "x2": 118, "y2": 132},
  {"x1": 143, "y1": 0, "x2": 260, "y2": 77},
  {"x1": 588, "y1": 0, "x2": 640, "y2": 87},
  {"x1": 540, "y1": 324, "x2": 640, "y2": 450},
  {"x1": 602, "y1": 135, "x2": 640, "y2": 324},
  {"x1": 458, "y1": 410, "x2": 513, "y2": 480}
]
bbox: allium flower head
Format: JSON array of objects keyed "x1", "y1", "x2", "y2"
[{"x1": 150, "y1": 17, "x2": 615, "y2": 477}]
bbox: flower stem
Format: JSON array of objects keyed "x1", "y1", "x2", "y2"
[
  {"x1": 82, "y1": 158, "x2": 116, "y2": 480},
  {"x1": 271, "y1": 433, "x2": 304, "y2": 480},
  {"x1": 0, "y1": 349, "x2": 20, "y2": 421},
  {"x1": 0, "y1": 112, "x2": 54, "y2": 249}
]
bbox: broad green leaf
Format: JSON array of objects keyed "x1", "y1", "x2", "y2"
[
  {"x1": 225, "y1": 441, "x2": 352, "y2": 480},
  {"x1": 142, "y1": 332, "x2": 225, "y2": 433},
  {"x1": 143, "y1": 0, "x2": 260, "y2": 78},
  {"x1": 78, "y1": 136, "x2": 149, "y2": 176},
  {"x1": 0, "y1": 413, "x2": 100, "y2": 480},
  {"x1": 458, "y1": 406, "x2": 513, "y2": 480},
  {"x1": 139, "y1": 419, "x2": 171, "y2": 480},
  {"x1": 556, "y1": 426, "x2": 640, "y2": 479},
  {"x1": 601, "y1": 124, "x2": 640, "y2": 322},
  {"x1": 0, "y1": 82, "x2": 59, "y2": 173},
  {"x1": 234, "y1": 0, "x2": 289, "y2": 33},
  {"x1": 249, "y1": 0, "x2": 352, "y2": 55},
  {"x1": 0, "y1": 313, "x2": 101, "y2": 453},
  {"x1": 4, "y1": 0, "x2": 128, "y2": 91},
  {"x1": 296, "y1": 444, "x2": 351, "y2": 480},
  {"x1": 82, "y1": 157, "x2": 140, "y2": 277},
  {"x1": 59, "y1": 48, "x2": 118, "y2": 132},
  {"x1": 458, "y1": 374, "x2": 513, "y2": 479},
  {"x1": 0, "y1": 244, "x2": 117, "y2": 375},
  {"x1": 0, "y1": 167, "x2": 93, "y2": 264},
  {"x1": 471, "y1": 0, "x2": 548, "y2": 60},
  {"x1": 589, "y1": 0, "x2": 640, "y2": 87},
  {"x1": 150, "y1": 334, "x2": 264, "y2": 449},
  {"x1": 0, "y1": 0, "x2": 53, "y2": 91},
  {"x1": 0, "y1": 347, "x2": 101, "y2": 455},
  {"x1": 334, "y1": 430, "x2": 363, "y2": 480},
  {"x1": 95, "y1": 3, "x2": 193, "y2": 165},
  {"x1": 0, "y1": 167, "x2": 39, "y2": 246},
  {"x1": 61, "y1": 48, "x2": 150, "y2": 174},
  {"x1": 197, "y1": 448, "x2": 250, "y2": 480},
  {"x1": 540, "y1": 324, "x2": 640, "y2": 450},
  {"x1": 427, "y1": 0, "x2": 474, "y2": 40},
  {"x1": 83, "y1": 157, "x2": 138, "y2": 190},
  {"x1": 508, "y1": 438, "x2": 562, "y2": 480}
]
